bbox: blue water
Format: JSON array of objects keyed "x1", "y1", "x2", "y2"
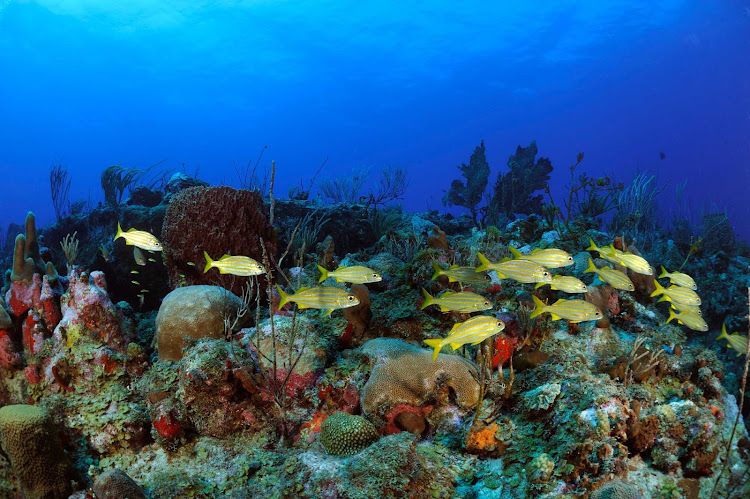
[{"x1": 0, "y1": 1, "x2": 748, "y2": 241}]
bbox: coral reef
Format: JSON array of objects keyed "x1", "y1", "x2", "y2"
[
  {"x1": 319, "y1": 411, "x2": 379, "y2": 456},
  {"x1": 155, "y1": 285, "x2": 249, "y2": 361},
  {"x1": 0, "y1": 404, "x2": 72, "y2": 499}
]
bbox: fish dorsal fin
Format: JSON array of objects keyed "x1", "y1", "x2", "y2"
[
  {"x1": 530, "y1": 248, "x2": 542, "y2": 254},
  {"x1": 440, "y1": 291, "x2": 456, "y2": 297},
  {"x1": 448, "y1": 264, "x2": 460, "y2": 269},
  {"x1": 500, "y1": 257, "x2": 511, "y2": 263},
  {"x1": 297, "y1": 286, "x2": 311, "y2": 293}
]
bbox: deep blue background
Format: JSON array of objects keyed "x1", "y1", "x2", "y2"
[{"x1": 1, "y1": 1, "x2": 748, "y2": 242}]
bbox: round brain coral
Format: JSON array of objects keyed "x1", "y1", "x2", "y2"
[
  {"x1": 0, "y1": 404, "x2": 72, "y2": 499},
  {"x1": 162, "y1": 186, "x2": 276, "y2": 297},
  {"x1": 320, "y1": 412, "x2": 379, "y2": 456}
]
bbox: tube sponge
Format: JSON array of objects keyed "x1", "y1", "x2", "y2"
[{"x1": 0, "y1": 405, "x2": 72, "y2": 499}]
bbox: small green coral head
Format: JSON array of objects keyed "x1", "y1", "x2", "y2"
[{"x1": 320, "y1": 412, "x2": 379, "y2": 456}]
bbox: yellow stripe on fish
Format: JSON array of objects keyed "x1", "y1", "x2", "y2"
[
  {"x1": 529, "y1": 295, "x2": 603, "y2": 323},
  {"x1": 318, "y1": 265, "x2": 381, "y2": 284},
  {"x1": 508, "y1": 246, "x2": 574, "y2": 268},
  {"x1": 276, "y1": 285, "x2": 359, "y2": 316},
  {"x1": 535, "y1": 275, "x2": 589, "y2": 294},
  {"x1": 586, "y1": 239, "x2": 623, "y2": 265},
  {"x1": 585, "y1": 258, "x2": 634, "y2": 291},
  {"x1": 430, "y1": 261, "x2": 491, "y2": 284},
  {"x1": 423, "y1": 315, "x2": 505, "y2": 361},
  {"x1": 614, "y1": 252, "x2": 653, "y2": 275},
  {"x1": 717, "y1": 324, "x2": 747, "y2": 356},
  {"x1": 666, "y1": 308, "x2": 708, "y2": 332},
  {"x1": 651, "y1": 280, "x2": 701, "y2": 306},
  {"x1": 670, "y1": 301, "x2": 702, "y2": 316},
  {"x1": 204, "y1": 252, "x2": 266, "y2": 276},
  {"x1": 476, "y1": 252, "x2": 552, "y2": 284},
  {"x1": 658, "y1": 266, "x2": 697, "y2": 290},
  {"x1": 421, "y1": 288, "x2": 492, "y2": 313},
  {"x1": 114, "y1": 222, "x2": 163, "y2": 251}
]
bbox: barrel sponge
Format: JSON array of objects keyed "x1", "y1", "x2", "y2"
[
  {"x1": 161, "y1": 186, "x2": 276, "y2": 296},
  {"x1": 320, "y1": 412, "x2": 379, "y2": 456},
  {"x1": 156, "y1": 285, "x2": 250, "y2": 361},
  {"x1": 0, "y1": 404, "x2": 72, "y2": 499},
  {"x1": 360, "y1": 338, "x2": 480, "y2": 424}
]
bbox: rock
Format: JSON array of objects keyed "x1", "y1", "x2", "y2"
[
  {"x1": 163, "y1": 172, "x2": 209, "y2": 202},
  {"x1": 93, "y1": 469, "x2": 146, "y2": 499}
]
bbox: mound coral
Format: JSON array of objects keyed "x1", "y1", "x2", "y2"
[
  {"x1": 93, "y1": 469, "x2": 146, "y2": 499},
  {"x1": 161, "y1": 186, "x2": 276, "y2": 296},
  {"x1": 320, "y1": 411, "x2": 379, "y2": 456},
  {"x1": 360, "y1": 338, "x2": 479, "y2": 431},
  {"x1": 155, "y1": 285, "x2": 249, "y2": 361},
  {"x1": 0, "y1": 404, "x2": 72, "y2": 499}
]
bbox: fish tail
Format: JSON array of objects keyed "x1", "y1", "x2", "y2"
[
  {"x1": 650, "y1": 279, "x2": 664, "y2": 297},
  {"x1": 717, "y1": 324, "x2": 728, "y2": 341},
  {"x1": 586, "y1": 238, "x2": 597, "y2": 252},
  {"x1": 317, "y1": 264, "x2": 329, "y2": 283},
  {"x1": 476, "y1": 252, "x2": 491, "y2": 272},
  {"x1": 666, "y1": 309, "x2": 676, "y2": 324},
  {"x1": 584, "y1": 258, "x2": 597, "y2": 274},
  {"x1": 658, "y1": 265, "x2": 669, "y2": 279},
  {"x1": 114, "y1": 222, "x2": 124, "y2": 242},
  {"x1": 430, "y1": 261, "x2": 442, "y2": 281},
  {"x1": 423, "y1": 339, "x2": 443, "y2": 362},
  {"x1": 509, "y1": 246, "x2": 522, "y2": 259},
  {"x1": 420, "y1": 288, "x2": 434, "y2": 310},
  {"x1": 529, "y1": 295, "x2": 546, "y2": 319},
  {"x1": 276, "y1": 284, "x2": 290, "y2": 309},
  {"x1": 203, "y1": 251, "x2": 213, "y2": 274}
]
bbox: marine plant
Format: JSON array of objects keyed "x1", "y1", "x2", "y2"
[
  {"x1": 100, "y1": 164, "x2": 144, "y2": 210},
  {"x1": 49, "y1": 163, "x2": 71, "y2": 221},
  {"x1": 362, "y1": 164, "x2": 410, "y2": 210},
  {"x1": 319, "y1": 164, "x2": 371, "y2": 203},
  {"x1": 60, "y1": 231, "x2": 79, "y2": 270},
  {"x1": 543, "y1": 152, "x2": 623, "y2": 237},
  {"x1": 442, "y1": 140, "x2": 490, "y2": 224},
  {"x1": 486, "y1": 140, "x2": 553, "y2": 224},
  {"x1": 608, "y1": 170, "x2": 668, "y2": 242},
  {"x1": 367, "y1": 205, "x2": 407, "y2": 240},
  {"x1": 235, "y1": 144, "x2": 269, "y2": 192}
]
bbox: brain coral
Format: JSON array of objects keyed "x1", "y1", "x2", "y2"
[
  {"x1": 161, "y1": 186, "x2": 276, "y2": 296},
  {"x1": 156, "y1": 285, "x2": 249, "y2": 361},
  {"x1": 0, "y1": 404, "x2": 72, "y2": 499},
  {"x1": 93, "y1": 469, "x2": 146, "y2": 499},
  {"x1": 320, "y1": 411, "x2": 379, "y2": 456},
  {"x1": 360, "y1": 338, "x2": 480, "y2": 427}
]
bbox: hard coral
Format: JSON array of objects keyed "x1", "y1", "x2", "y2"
[
  {"x1": 360, "y1": 338, "x2": 479, "y2": 430},
  {"x1": 320, "y1": 411, "x2": 379, "y2": 456},
  {"x1": 162, "y1": 186, "x2": 276, "y2": 296},
  {"x1": 0, "y1": 404, "x2": 72, "y2": 499},
  {"x1": 155, "y1": 285, "x2": 249, "y2": 361},
  {"x1": 93, "y1": 469, "x2": 146, "y2": 499}
]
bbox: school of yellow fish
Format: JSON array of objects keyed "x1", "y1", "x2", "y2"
[{"x1": 113, "y1": 223, "x2": 743, "y2": 360}]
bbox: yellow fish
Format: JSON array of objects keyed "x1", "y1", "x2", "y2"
[
  {"x1": 658, "y1": 266, "x2": 697, "y2": 290},
  {"x1": 204, "y1": 252, "x2": 266, "y2": 276},
  {"x1": 421, "y1": 288, "x2": 492, "y2": 313},
  {"x1": 317, "y1": 265, "x2": 381, "y2": 284},
  {"x1": 585, "y1": 258, "x2": 634, "y2": 291},
  {"x1": 651, "y1": 280, "x2": 701, "y2": 306},
  {"x1": 614, "y1": 252, "x2": 653, "y2": 275},
  {"x1": 430, "y1": 261, "x2": 491, "y2": 284},
  {"x1": 670, "y1": 301, "x2": 702, "y2": 316},
  {"x1": 114, "y1": 223, "x2": 163, "y2": 251},
  {"x1": 276, "y1": 285, "x2": 359, "y2": 316},
  {"x1": 535, "y1": 275, "x2": 589, "y2": 294},
  {"x1": 476, "y1": 252, "x2": 552, "y2": 284},
  {"x1": 666, "y1": 308, "x2": 708, "y2": 332},
  {"x1": 509, "y1": 246, "x2": 574, "y2": 268},
  {"x1": 530, "y1": 295, "x2": 603, "y2": 323},
  {"x1": 423, "y1": 316, "x2": 505, "y2": 361},
  {"x1": 717, "y1": 324, "x2": 747, "y2": 356},
  {"x1": 586, "y1": 239, "x2": 623, "y2": 265}
]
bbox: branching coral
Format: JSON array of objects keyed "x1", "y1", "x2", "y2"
[{"x1": 443, "y1": 140, "x2": 490, "y2": 224}]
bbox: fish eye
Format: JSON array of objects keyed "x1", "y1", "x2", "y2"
[
  {"x1": 543, "y1": 271, "x2": 550, "y2": 277},
  {"x1": 347, "y1": 295, "x2": 355, "y2": 301},
  {"x1": 484, "y1": 301, "x2": 491, "y2": 307},
  {"x1": 497, "y1": 322, "x2": 503, "y2": 327}
]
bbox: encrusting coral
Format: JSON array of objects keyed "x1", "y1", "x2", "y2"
[
  {"x1": 319, "y1": 411, "x2": 379, "y2": 456},
  {"x1": 0, "y1": 404, "x2": 72, "y2": 499}
]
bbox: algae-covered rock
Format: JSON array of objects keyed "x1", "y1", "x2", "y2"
[
  {"x1": 93, "y1": 469, "x2": 146, "y2": 499},
  {"x1": 156, "y1": 285, "x2": 249, "y2": 361},
  {"x1": 0, "y1": 404, "x2": 72, "y2": 499},
  {"x1": 522, "y1": 382, "x2": 561, "y2": 412},
  {"x1": 320, "y1": 411, "x2": 379, "y2": 456}
]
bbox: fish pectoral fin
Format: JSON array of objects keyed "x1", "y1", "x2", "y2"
[
  {"x1": 321, "y1": 309, "x2": 334, "y2": 317},
  {"x1": 550, "y1": 314, "x2": 561, "y2": 321},
  {"x1": 449, "y1": 342, "x2": 464, "y2": 351},
  {"x1": 438, "y1": 306, "x2": 451, "y2": 312}
]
